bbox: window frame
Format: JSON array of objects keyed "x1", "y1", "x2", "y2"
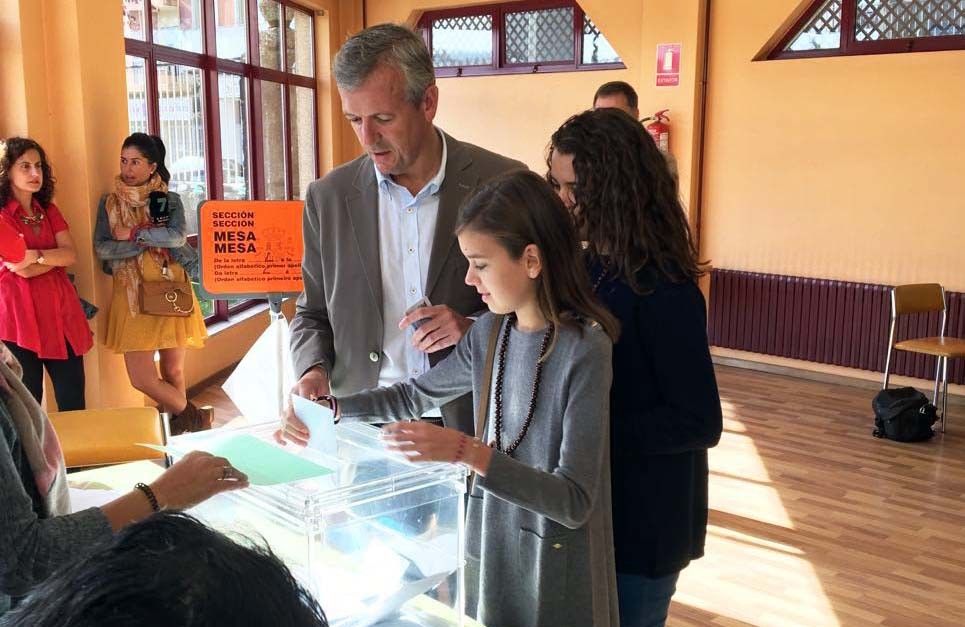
[
  {"x1": 125, "y1": 0, "x2": 318, "y2": 324},
  {"x1": 419, "y1": 0, "x2": 625, "y2": 78},
  {"x1": 770, "y1": 0, "x2": 965, "y2": 60}
]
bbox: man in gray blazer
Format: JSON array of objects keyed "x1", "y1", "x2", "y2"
[{"x1": 288, "y1": 24, "x2": 524, "y2": 435}]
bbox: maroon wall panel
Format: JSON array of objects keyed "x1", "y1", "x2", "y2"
[{"x1": 707, "y1": 269, "x2": 965, "y2": 385}]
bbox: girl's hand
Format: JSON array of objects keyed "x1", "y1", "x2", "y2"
[
  {"x1": 113, "y1": 225, "x2": 133, "y2": 240},
  {"x1": 382, "y1": 422, "x2": 492, "y2": 473},
  {"x1": 149, "y1": 450, "x2": 248, "y2": 510}
]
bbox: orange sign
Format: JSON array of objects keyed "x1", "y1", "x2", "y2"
[{"x1": 197, "y1": 200, "x2": 304, "y2": 298}]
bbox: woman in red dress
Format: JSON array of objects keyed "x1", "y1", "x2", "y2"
[{"x1": 0, "y1": 138, "x2": 93, "y2": 410}]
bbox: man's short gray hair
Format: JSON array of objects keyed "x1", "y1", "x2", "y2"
[{"x1": 333, "y1": 23, "x2": 435, "y2": 105}]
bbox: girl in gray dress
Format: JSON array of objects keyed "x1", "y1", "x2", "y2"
[{"x1": 282, "y1": 170, "x2": 621, "y2": 626}]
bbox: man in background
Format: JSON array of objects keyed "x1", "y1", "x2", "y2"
[{"x1": 593, "y1": 81, "x2": 678, "y2": 184}]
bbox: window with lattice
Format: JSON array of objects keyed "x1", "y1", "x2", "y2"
[
  {"x1": 770, "y1": 0, "x2": 965, "y2": 59},
  {"x1": 419, "y1": 1, "x2": 624, "y2": 77},
  {"x1": 785, "y1": 0, "x2": 843, "y2": 51},
  {"x1": 430, "y1": 14, "x2": 493, "y2": 67},
  {"x1": 505, "y1": 7, "x2": 574, "y2": 63},
  {"x1": 582, "y1": 15, "x2": 621, "y2": 64},
  {"x1": 855, "y1": 0, "x2": 964, "y2": 40}
]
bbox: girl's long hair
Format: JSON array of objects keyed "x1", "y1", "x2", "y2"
[
  {"x1": 456, "y1": 170, "x2": 620, "y2": 350},
  {"x1": 0, "y1": 137, "x2": 56, "y2": 208},
  {"x1": 548, "y1": 108, "x2": 707, "y2": 292}
]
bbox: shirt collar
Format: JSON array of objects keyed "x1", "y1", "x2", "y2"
[
  {"x1": 375, "y1": 128, "x2": 448, "y2": 198},
  {"x1": 1, "y1": 197, "x2": 42, "y2": 217}
]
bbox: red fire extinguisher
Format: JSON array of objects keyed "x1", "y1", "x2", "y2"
[{"x1": 642, "y1": 109, "x2": 670, "y2": 153}]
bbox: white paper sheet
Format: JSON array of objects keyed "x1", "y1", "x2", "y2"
[
  {"x1": 316, "y1": 538, "x2": 412, "y2": 622},
  {"x1": 291, "y1": 394, "x2": 338, "y2": 455},
  {"x1": 387, "y1": 532, "x2": 459, "y2": 579},
  {"x1": 222, "y1": 314, "x2": 295, "y2": 424},
  {"x1": 348, "y1": 572, "x2": 449, "y2": 627}
]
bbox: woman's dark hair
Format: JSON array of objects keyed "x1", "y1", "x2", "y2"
[
  {"x1": 122, "y1": 132, "x2": 171, "y2": 184},
  {"x1": 456, "y1": 170, "x2": 620, "y2": 349},
  {"x1": 0, "y1": 137, "x2": 56, "y2": 208},
  {"x1": 548, "y1": 108, "x2": 707, "y2": 291},
  {"x1": 2, "y1": 512, "x2": 328, "y2": 627}
]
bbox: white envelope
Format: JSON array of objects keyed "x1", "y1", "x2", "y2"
[{"x1": 291, "y1": 393, "x2": 338, "y2": 455}]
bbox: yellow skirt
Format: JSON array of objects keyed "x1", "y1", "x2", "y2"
[{"x1": 104, "y1": 255, "x2": 208, "y2": 353}]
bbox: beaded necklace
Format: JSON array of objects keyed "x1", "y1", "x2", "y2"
[
  {"x1": 17, "y1": 207, "x2": 44, "y2": 226},
  {"x1": 492, "y1": 313, "x2": 554, "y2": 455},
  {"x1": 592, "y1": 259, "x2": 611, "y2": 293}
]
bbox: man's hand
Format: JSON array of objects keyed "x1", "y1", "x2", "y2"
[
  {"x1": 292, "y1": 366, "x2": 331, "y2": 401},
  {"x1": 274, "y1": 367, "x2": 330, "y2": 446},
  {"x1": 399, "y1": 305, "x2": 473, "y2": 353}
]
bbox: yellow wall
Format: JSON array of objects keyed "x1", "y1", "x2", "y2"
[
  {"x1": 701, "y1": 0, "x2": 965, "y2": 391},
  {"x1": 701, "y1": 0, "x2": 965, "y2": 292},
  {"x1": 363, "y1": 0, "x2": 708, "y2": 211}
]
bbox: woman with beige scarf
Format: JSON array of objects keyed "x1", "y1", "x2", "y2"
[
  {"x1": 0, "y1": 343, "x2": 248, "y2": 616},
  {"x1": 94, "y1": 134, "x2": 208, "y2": 434}
]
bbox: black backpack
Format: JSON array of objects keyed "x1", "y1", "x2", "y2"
[{"x1": 872, "y1": 387, "x2": 938, "y2": 442}]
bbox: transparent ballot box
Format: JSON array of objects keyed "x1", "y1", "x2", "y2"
[{"x1": 166, "y1": 422, "x2": 467, "y2": 627}]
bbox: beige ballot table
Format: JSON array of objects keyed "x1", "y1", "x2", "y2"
[{"x1": 70, "y1": 422, "x2": 482, "y2": 627}]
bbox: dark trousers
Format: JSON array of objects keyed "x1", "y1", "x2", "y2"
[
  {"x1": 617, "y1": 571, "x2": 681, "y2": 627},
  {"x1": 3, "y1": 340, "x2": 86, "y2": 411}
]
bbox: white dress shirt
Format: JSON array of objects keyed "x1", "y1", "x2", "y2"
[{"x1": 374, "y1": 131, "x2": 447, "y2": 416}]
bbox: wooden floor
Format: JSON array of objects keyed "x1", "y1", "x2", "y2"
[{"x1": 191, "y1": 365, "x2": 965, "y2": 627}]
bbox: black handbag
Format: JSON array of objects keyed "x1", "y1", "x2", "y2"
[{"x1": 872, "y1": 387, "x2": 938, "y2": 442}]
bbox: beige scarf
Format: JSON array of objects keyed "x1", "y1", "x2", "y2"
[
  {"x1": 0, "y1": 343, "x2": 70, "y2": 517},
  {"x1": 105, "y1": 174, "x2": 169, "y2": 315}
]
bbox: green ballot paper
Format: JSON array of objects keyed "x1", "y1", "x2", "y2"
[
  {"x1": 208, "y1": 434, "x2": 333, "y2": 485},
  {"x1": 141, "y1": 434, "x2": 333, "y2": 486}
]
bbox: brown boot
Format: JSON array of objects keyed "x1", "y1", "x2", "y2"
[{"x1": 170, "y1": 401, "x2": 213, "y2": 435}]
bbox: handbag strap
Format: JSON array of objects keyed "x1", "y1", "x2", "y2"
[
  {"x1": 468, "y1": 314, "x2": 503, "y2": 491},
  {"x1": 131, "y1": 251, "x2": 172, "y2": 283},
  {"x1": 475, "y1": 314, "x2": 505, "y2": 440}
]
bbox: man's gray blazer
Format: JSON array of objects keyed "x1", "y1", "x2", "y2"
[{"x1": 290, "y1": 132, "x2": 525, "y2": 434}]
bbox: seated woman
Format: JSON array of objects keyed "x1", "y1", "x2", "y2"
[
  {"x1": 0, "y1": 343, "x2": 248, "y2": 615},
  {"x1": 1, "y1": 511, "x2": 328, "y2": 627}
]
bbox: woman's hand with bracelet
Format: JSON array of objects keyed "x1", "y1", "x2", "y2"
[
  {"x1": 382, "y1": 422, "x2": 493, "y2": 474},
  {"x1": 101, "y1": 451, "x2": 248, "y2": 532},
  {"x1": 148, "y1": 450, "x2": 248, "y2": 510}
]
